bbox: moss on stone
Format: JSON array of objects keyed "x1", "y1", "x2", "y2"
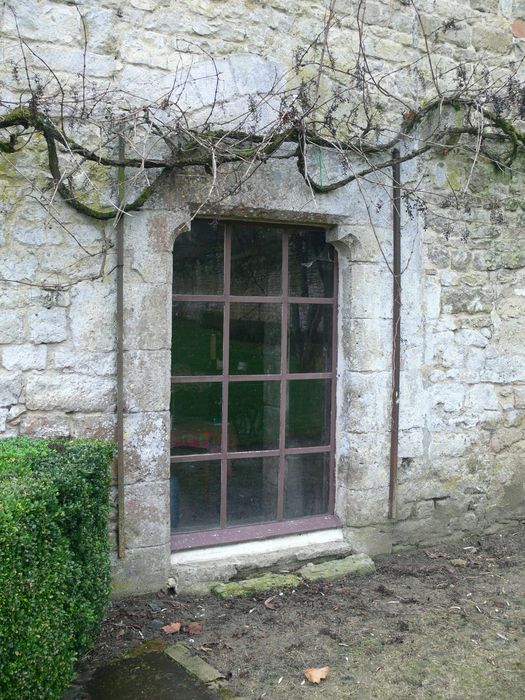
[
  {"x1": 299, "y1": 553, "x2": 375, "y2": 581},
  {"x1": 211, "y1": 573, "x2": 301, "y2": 598}
]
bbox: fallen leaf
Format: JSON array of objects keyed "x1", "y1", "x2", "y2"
[
  {"x1": 427, "y1": 551, "x2": 449, "y2": 559},
  {"x1": 162, "y1": 621, "x2": 181, "y2": 634},
  {"x1": 304, "y1": 666, "x2": 330, "y2": 684},
  {"x1": 264, "y1": 596, "x2": 283, "y2": 610},
  {"x1": 451, "y1": 558, "x2": 467, "y2": 567},
  {"x1": 187, "y1": 621, "x2": 203, "y2": 635}
]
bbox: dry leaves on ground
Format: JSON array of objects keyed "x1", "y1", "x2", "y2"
[
  {"x1": 187, "y1": 621, "x2": 203, "y2": 635},
  {"x1": 264, "y1": 595, "x2": 283, "y2": 610},
  {"x1": 304, "y1": 666, "x2": 330, "y2": 684},
  {"x1": 162, "y1": 621, "x2": 181, "y2": 634}
]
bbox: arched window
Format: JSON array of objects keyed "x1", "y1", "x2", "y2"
[{"x1": 170, "y1": 220, "x2": 338, "y2": 549}]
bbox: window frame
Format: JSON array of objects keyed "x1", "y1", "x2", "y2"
[{"x1": 171, "y1": 220, "x2": 340, "y2": 551}]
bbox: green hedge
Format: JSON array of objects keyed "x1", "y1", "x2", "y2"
[{"x1": 0, "y1": 437, "x2": 115, "y2": 700}]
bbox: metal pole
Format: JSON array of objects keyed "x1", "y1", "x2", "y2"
[
  {"x1": 116, "y1": 137, "x2": 126, "y2": 558},
  {"x1": 388, "y1": 150, "x2": 401, "y2": 520}
]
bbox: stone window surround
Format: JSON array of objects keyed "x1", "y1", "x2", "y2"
[{"x1": 112, "y1": 174, "x2": 395, "y2": 595}]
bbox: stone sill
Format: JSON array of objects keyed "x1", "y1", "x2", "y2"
[{"x1": 169, "y1": 527, "x2": 352, "y2": 593}]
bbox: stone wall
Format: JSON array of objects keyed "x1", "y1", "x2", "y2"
[{"x1": 1, "y1": 0, "x2": 524, "y2": 593}]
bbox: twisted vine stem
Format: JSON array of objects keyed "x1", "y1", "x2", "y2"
[{"x1": 0, "y1": 97, "x2": 522, "y2": 220}]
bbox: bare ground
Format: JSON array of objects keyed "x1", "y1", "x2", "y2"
[{"x1": 76, "y1": 524, "x2": 525, "y2": 699}]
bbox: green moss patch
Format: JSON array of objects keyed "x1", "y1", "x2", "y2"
[{"x1": 212, "y1": 573, "x2": 301, "y2": 598}]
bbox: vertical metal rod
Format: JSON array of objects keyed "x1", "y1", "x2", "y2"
[
  {"x1": 116, "y1": 137, "x2": 126, "y2": 557},
  {"x1": 220, "y1": 226, "x2": 232, "y2": 528},
  {"x1": 388, "y1": 150, "x2": 402, "y2": 520},
  {"x1": 276, "y1": 230, "x2": 289, "y2": 521},
  {"x1": 328, "y1": 246, "x2": 339, "y2": 513}
]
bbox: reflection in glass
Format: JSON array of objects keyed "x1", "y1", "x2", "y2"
[
  {"x1": 173, "y1": 220, "x2": 224, "y2": 294},
  {"x1": 172, "y1": 302, "x2": 223, "y2": 375},
  {"x1": 231, "y1": 224, "x2": 282, "y2": 296},
  {"x1": 229, "y1": 381, "x2": 280, "y2": 451},
  {"x1": 230, "y1": 303, "x2": 281, "y2": 375},
  {"x1": 170, "y1": 461, "x2": 220, "y2": 532},
  {"x1": 284, "y1": 453, "x2": 329, "y2": 518},
  {"x1": 286, "y1": 379, "x2": 331, "y2": 447},
  {"x1": 171, "y1": 383, "x2": 223, "y2": 455},
  {"x1": 289, "y1": 304, "x2": 332, "y2": 373},
  {"x1": 289, "y1": 230, "x2": 334, "y2": 298},
  {"x1": 227, "y1": 457, "x2": 278, "y2": 525}
]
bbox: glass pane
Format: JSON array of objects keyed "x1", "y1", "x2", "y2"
[
  {"x1": 286, "y1": 379, "x2": 331, "y2": 447},
  {"x1": 230, "y1": 303, "x2": 281, "y2": 375},
  {"x1": 229, "y1": 381, "x2": 280, "y2": 451},
  {"x1": 227, "y1": 457, "x2": 278, "y2": 526},
  {"x1": 284, "y1": 453, "x2": 329, "y2": 518},
  {"x1": 171, "y1": 383, "x2": 223, "y2": 455},
  {"x1": 170, "y1": 461, "x2": 220, "y2": 532},
  {"x1": 172, "y1": 302, "x2": 223, "y2": 375},
  {"x1": 173, "y1": 220, "x2": 224, "y2": 294},
  {"x1": 289, "y1": 304, "x2": 332, "y2": 373},
  {"x1": 231, "y1": 223, "x2": 282, "y2": 296},
  {"x1": 289, "y1": 230, "x2": 334, "y2": 297}
]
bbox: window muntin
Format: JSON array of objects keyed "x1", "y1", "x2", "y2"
[{"x1": 170, "y1": 220, "x2": 337, "y2": 549}]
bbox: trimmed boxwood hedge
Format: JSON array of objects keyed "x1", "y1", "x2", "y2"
[{"x1": 0, "y1": 437, "x2": 115, "y2": 700}]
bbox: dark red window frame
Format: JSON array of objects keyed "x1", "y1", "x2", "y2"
[{"x1": 171, "y1": 221, "x2": 340, "y2": 551}]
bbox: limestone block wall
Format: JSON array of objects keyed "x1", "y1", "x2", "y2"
[{"x1": 1, "y1": 0, "x2": 524, "y2": 592}]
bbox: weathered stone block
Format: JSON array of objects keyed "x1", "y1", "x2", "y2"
[
  {"x1": 19, "y1": 412, "x2": 70, "y2": 437},
  {"x1": 29, "y1": 307, "x2": 67, "y2": 344},
  {"x1": 399, "y1": 371, "x2": 427, "y2": 430},
  {"x1": 124, "y1": 284, "x2": 171, "y2": 351},
  {"x1": 165, "y1": 644, "x2": 225, "y2": 684},
  {"x1": 336, "y1": 485, "x2": 390, "y2": 527},
  {"x1": 341, "y1": 371, "x2": 390, "y2": 433},
  {"x1": 123, "y1": 411, "x2": 170, "y2": 484},
  {"x1": 212, "y1": 572, "x2": 301, "y2": 598},
  {"x1": 2, "y1": 0, "x2": 82, "y2": 44},
  {"x1": 344, "y1": 318, "x2": 392, "y2": 371},
  {"x1": 124, "y1": 480, "x2": 170, "y2": 549},
  {"x1": 70, "y1": 282, "x2": 116, "y2": 351},
  {"x1": 111, "y1": 542, "x2": 171, "y2": 598},
  {"x1": 0, "y1": 311, "x2": 25, "y2": 344},
  {"x1": 337, "y1": 431, "x2": 389, "y2": 491},
  {"x1": 472, "y1": 19, "x2": 512, "y2": 53},
  {"x1": 343, "y1": 525, "x2": 392, "y2": 556},
  {"x1": 298, "y1": 553, "x2": 375, "y2": 581},
  {"x1": 429, "y1": 431, "x2": 470, "y2": 458},
  {"x1": 343, "y1": 263, "x2": 392, "y2": 319},
  {"x1": 424, "y1": 276, "x2": 442, "y2": 320},
  {"x1": 124, "y1": 350, "x2": 171, "y2": 412},
  {"x1": 51, "y1": 348, "x2": 116, "y2": 376},
  {"x1": 3, "y1": 344, "x2": 47, "y2": 371},
  {"x1": 25, "y1": 372, "x2": 115, "y2": 411},
  {"x1": 441, "y1": 288, "x2": 493, "y2": 315},
  {"x1": 13, "y1": 226, "x2": 62, "y2": 246},
  {"x1": 7, "y1": 404, "x2": 25, "y2": 426},
  {"x1": 0, "y1": 251, "x2": 38, "y2": 283},
  {"x1": 0, "y1": 371, "x2": 22, "y2": 407}
]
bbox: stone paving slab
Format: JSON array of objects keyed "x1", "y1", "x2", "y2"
[
  {"x1": 212, "y1": 572, "x2": 301, "y2": 598},
  {"x1": 166, "y1": 643, "x2": 225, "y2": 685},
  {"x1": 210, "y1": 554, "x2": 375, "y2": 596},
  {"x1": 298, "y1": 553, "x2": 376, "y2": 581}
]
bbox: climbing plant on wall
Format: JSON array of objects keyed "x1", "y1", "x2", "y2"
[{"x1": 1, "y1": 0, "x2": 525, "y2": 286}]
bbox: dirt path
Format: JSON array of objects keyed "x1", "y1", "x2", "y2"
[{"x1": 78, "y1": 525, "x2": 525, "y2": 699}]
